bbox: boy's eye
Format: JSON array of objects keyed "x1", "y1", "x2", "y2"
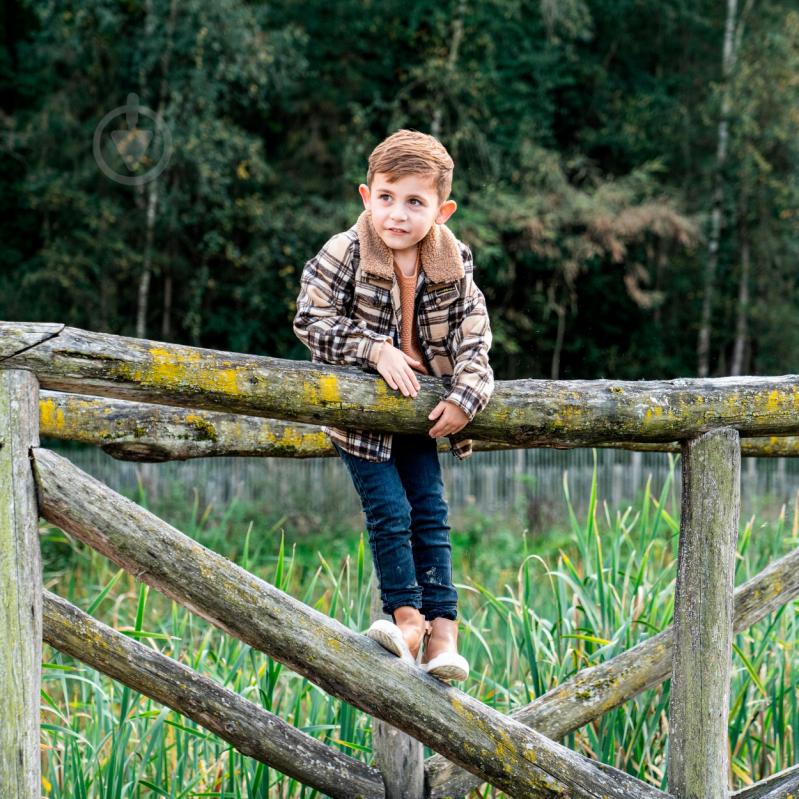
[{"x1": 377, "y1": 193, "x2": 422, "y2": 206}]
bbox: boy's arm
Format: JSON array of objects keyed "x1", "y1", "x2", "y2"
[
  {"x1": 293, "y1": 232, "x2": 391, "y2": 369},
  {"x1": 442, "y1": 243, "x2": 494, "y2": 420}
]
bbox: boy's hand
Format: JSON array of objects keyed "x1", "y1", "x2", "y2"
[
  {"x1": 428, "y1": 400, "x2": 469, "y2": 438},
  {"x1": 376, "y1": 342, "x2": 422, "y2": 397}
]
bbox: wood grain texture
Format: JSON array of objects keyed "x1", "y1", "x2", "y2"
[
  {"x1": 732, "y1": 765, "x2": 799, "y2": 798},
  {"x1": 0, "y1": 370, "x2": 41, "y2": 799},
  {"x1": 32, "y1": 446, "x2": 673, "y2": 799},
  {"x1": 43, "y1": 590, "x2": 385, "y2": 799},
  {"x1": 427, "y1": 534, "x2": 799, "y2": 798},
  {"x1": 669, "y1": 428, "x2": 740, "y2": 799},
  {"x1": 6, "y1": 323, "x2": 799, "y2": 445},
  {"x1": 0, "y1": 322, "x2": 63, "y2": 358},
  {"x1": 37, "y1": 390, "x2": 799, "y2": 460}
]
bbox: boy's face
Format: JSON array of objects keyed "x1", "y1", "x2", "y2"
[{"x1": 358, "y1": 172, "x2": 457, "y2": 257}]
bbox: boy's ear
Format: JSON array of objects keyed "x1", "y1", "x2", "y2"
[
  {"x1": 436, "y1": 199, "x2": 457, "y2": 225},
  {"x1": 358, "y1": 183, "x2": 371, "y2": 209}
]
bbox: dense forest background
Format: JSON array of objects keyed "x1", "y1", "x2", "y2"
[{"x1": 2, "y1": 0, "x2": 798, "y2": 381}]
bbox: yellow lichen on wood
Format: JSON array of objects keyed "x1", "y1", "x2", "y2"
[
  {"x1": 40, "y1": 397, "x2": 65, "y2": 431},
  {"x1": 124, "y1": 347, "x2": 242, "y2": 396},
  {"x1": 550, "y1": 401, "x2": 583, "y2": 430},
  {"x1": 183, "y1": 414, "x2": 219, "y2": 442},
  {"x1": 279, "y1": 426, "x2": 306, "y2": 449},
  {"x1": 303, "y1": 376, "x2": 346, "y2": 408},
  {"x1": 492, "y1": 727, "x2": 520, "y2": 772},
  {"x1": 318, "y1": 375, "x2": 341, "y2": 404},
  {"x1": 373, "y1": 380, "x2": 409, "y2": 412}
]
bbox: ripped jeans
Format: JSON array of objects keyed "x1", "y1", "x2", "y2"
[{"x1": 333, "y1": 434, "x2": 458, "y2": 621}]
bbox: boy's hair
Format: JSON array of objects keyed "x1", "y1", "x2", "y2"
[{"x1": 366, "y1": 129, "x2": 454, "y2": 203}]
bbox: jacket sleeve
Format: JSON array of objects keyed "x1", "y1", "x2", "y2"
[
  {"x1": 443, "y1": 243, "x2": 494, "y2": 420},
  {"x1": 293, "y1": 232, "x2": 392, "y2": 369}
]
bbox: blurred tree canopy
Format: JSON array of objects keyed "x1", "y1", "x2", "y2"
[{"x1": 2, "y1": 0, "x2": 798, "y2": 380}]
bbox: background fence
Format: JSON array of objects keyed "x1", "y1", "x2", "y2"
[{"x1": 50, "y1": 441, "x2": 799, "y2": 535}]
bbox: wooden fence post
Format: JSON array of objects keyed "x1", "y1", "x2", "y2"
[
  {"x1": 668, "y1": 427, "x2": 740, "y2": 799},
  {"x1": 369, "y1": 573, "x2": 425, "y2": 799},
  {"x1": 0, "y1": 370, "x2": 42, "y2": 799}
]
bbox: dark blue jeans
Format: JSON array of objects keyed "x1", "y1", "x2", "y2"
[{"x1": 333, "y1": 434, "x2": 457, "y2": 621}]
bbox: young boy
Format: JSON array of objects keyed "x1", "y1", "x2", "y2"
[{"x1": 293, "y1": 129, "x2": 493, "y2": 681}]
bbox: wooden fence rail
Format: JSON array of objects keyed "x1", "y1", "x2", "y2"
[
  {"x1": 38, "y1": 389, "x2": 799, "y2": 460},
  {"x1": 731, "y1": 765, "x2": 799, "y2": 798},
  {"x1": 5, "y1": 322, "x2": 799, "y2": 446}
]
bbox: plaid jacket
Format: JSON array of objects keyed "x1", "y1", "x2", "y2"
[{"x1": 293, "y1": 211, "x2": 494, "y2": 462}]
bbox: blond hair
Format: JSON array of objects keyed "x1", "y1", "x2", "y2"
[{"x1": 366, "y1": 129, "x2": 454, "y2": 202}]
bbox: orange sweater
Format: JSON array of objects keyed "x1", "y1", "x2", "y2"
[{"x1": 392, "y1": 256, "x2": 429, "y2": 375}]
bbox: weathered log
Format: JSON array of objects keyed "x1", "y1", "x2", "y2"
[
  {"x1": 668, "y1": 428, "x2": 740, "y2": 798},
  {"x1": 0, "y1": 371, "x2": 41, "y2": 799},
  {"x1": 43, "y1": 590, "x2": 385, "y2": 799},
  {"x1": 0, "y1": 321, "x2": 63, "y2": 358},
  {"x1": 732, "y1": 765, "x2": 799, "y2": 799},
  {"x1": 6, "y1": 323, "x2": 799, "y2": 445},
  {"x1": 32, "y1": 447, "x2": 672, "y2": 799},
  {"x1": 369, "y1": 574, "x2": 425, "y2": 799},
  {"x1": 37, "y1": 390, "x2": 799, "y2": 460},
  {"x1": 39, "y1": 390, "x2": 335, "y2": 460},
  {"x1": 427, "y1": 536, "x2": 799, "y2": 798}
]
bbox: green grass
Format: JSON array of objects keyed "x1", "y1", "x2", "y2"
[{"x1": 39, "y1": 451, "x2": 799, "y2": 797}]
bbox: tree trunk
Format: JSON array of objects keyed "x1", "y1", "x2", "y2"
[
  {"x1": 135, "y1": 179, "x2": 159, "y2": 339},
  {"x1": 730, "y1": 193, "x2": 750, "y2": 376},
  {"x1": 551, "y1": 307, "x2": 565, "y2": 380},
  {"x1": 162, "y1": 265, "x2": 173, "y2": 340},
  {"x1": 430, "y1": 0, "x2": 465, "y2": 140},
  {"x1": 697, "y1": 0, "x2": 739, "y2": 377},
  {"x1": 135, "y1": 0, "x2": 176, "y2": 341}
]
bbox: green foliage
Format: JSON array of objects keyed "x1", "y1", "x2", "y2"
[{"x1": 2, "y1": 0, "x2": 799, "y2": 377}]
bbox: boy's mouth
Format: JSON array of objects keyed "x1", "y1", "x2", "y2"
[{"x1": 386, "y1": 227, "x2": 408, "y2": 235}]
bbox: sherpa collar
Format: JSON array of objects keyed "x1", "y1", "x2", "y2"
[{"x1": 354, "y1": 209, "x2": 465, "y2": 284}]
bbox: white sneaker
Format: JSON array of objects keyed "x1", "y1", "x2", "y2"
[
  {"x1": 365, "y1": 619, "x2": 412, "y2": 661},
  {"x1": 421, "y1": 652, "x2": 470, "y2": 682}
]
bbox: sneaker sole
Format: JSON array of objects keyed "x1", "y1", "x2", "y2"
[
  {"x1": 422, "y1": 653, "x2": 469, "y2": 682},
  {"x1": 365, "y1": 619, "x2": 409, "y2": 659}
]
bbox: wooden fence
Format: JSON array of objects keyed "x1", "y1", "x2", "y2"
[{"x1": 2, "y1": 321, "x2": 799, "y2": 798}]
